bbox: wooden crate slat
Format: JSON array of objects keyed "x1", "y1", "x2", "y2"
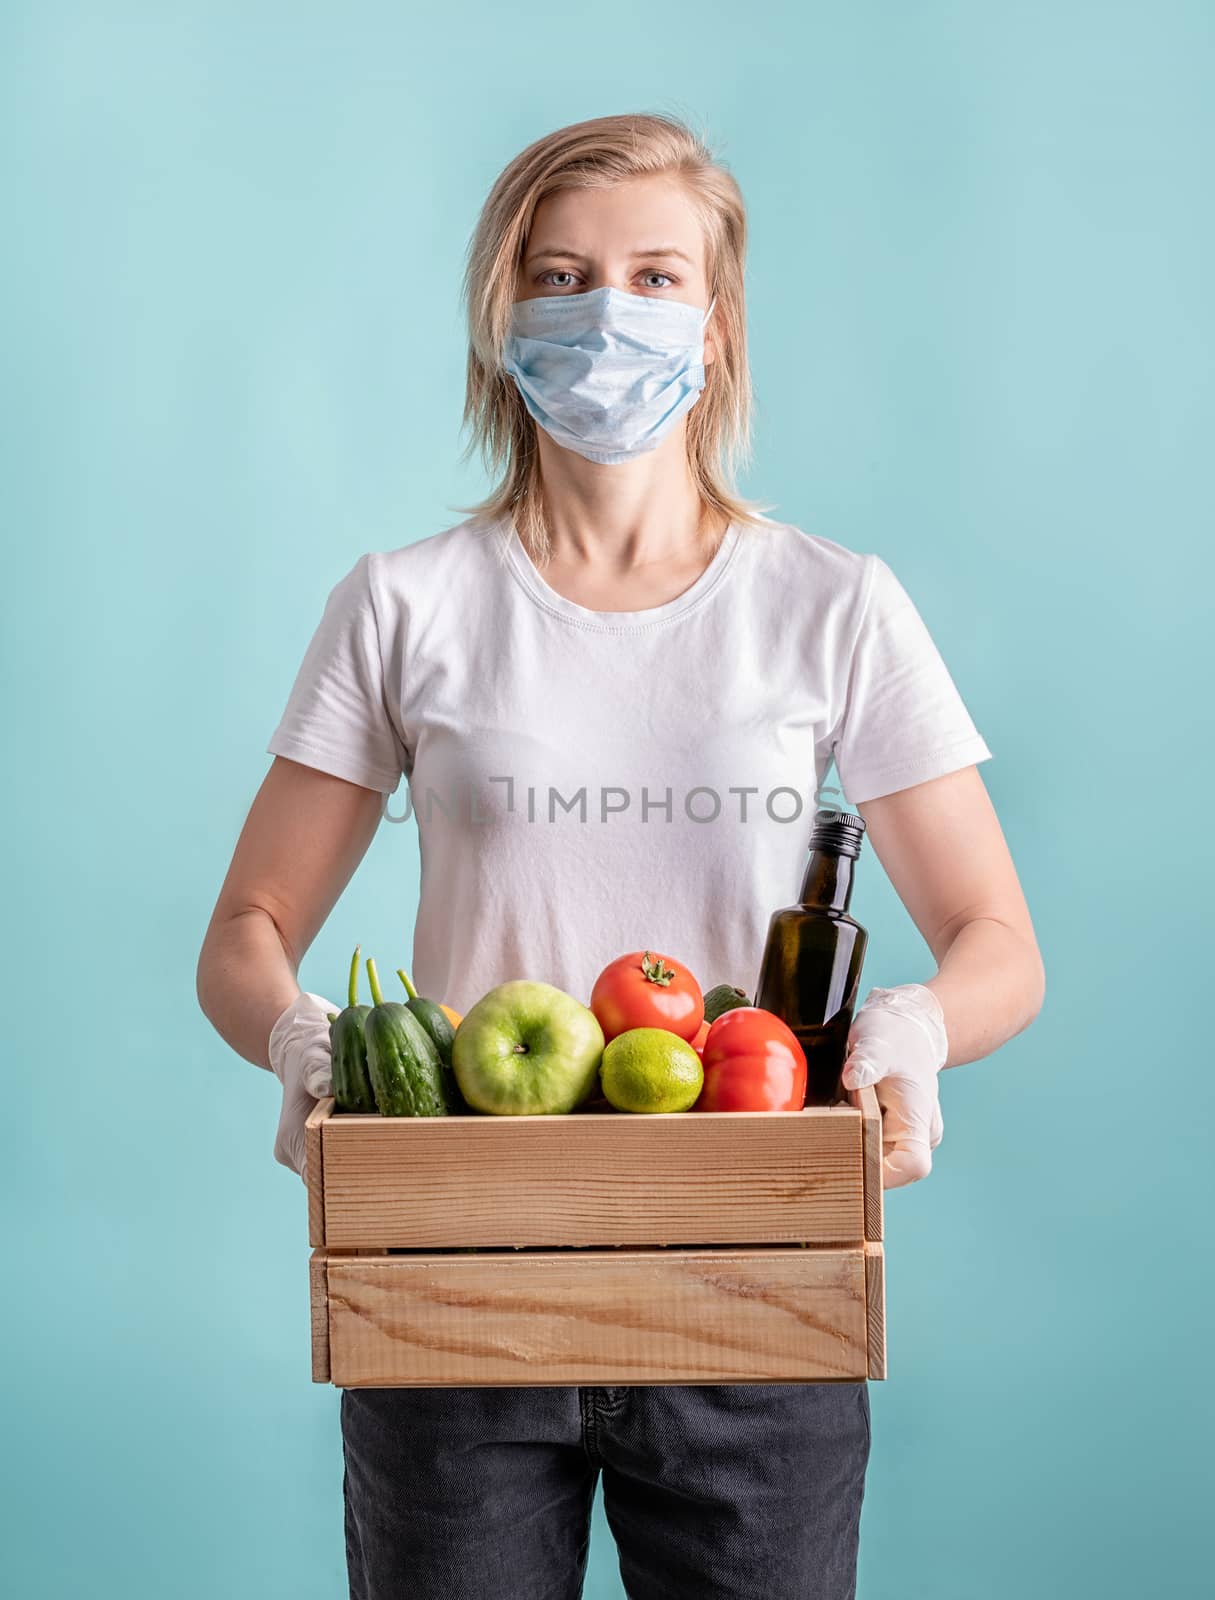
[
  {"x1": 309, "y1": 1249, "x2": 330, "y2": 1383},
  {"x1": 864, "y1": 1240, "x2": 886, "y2": 1380},
  {"x1": 319, "y1": 1106, "x2": 865, "y2": 1249},
  {"x1": 851, "y1": 1084, "x2": 885, "y2": 1242},
  {"x1": 304, "y1": 1098, "x2": 331, "y2": 1248},
  {"x1": 322, "y1": 1246, "x2": 872, "y2": 1387}
]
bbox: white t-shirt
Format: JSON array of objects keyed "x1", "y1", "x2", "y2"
[{"x1": 267, "y1": 512, "x2": 992, "y2": 1015}]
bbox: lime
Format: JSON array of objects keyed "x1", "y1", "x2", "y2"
[{"x1": 600, "y1": 1027, "x2": 704, "y2": 1115}]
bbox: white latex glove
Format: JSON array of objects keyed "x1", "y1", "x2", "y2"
[
  {"x1": 268, "y1": 991, "x2": 338, "y2": 1185},
  {"x1": 840, "y1": 984, "x2": 948, "y2": 1190}
]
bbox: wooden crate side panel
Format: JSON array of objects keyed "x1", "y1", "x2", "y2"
[
  {"x1": 864, "y1": 1241, "x2": 886, "y2": 1380},
  {"x1": 321, "y1": 1109, "x2": 865, "y2": 1249},
  {"x1": 850, "y1": 1085, "x2": 884, "y2": 1242},
  {"x1": 309, "y1": 1250, "x2": 330, "y2": 1383},
  {"x1": 325, "y1": 1247, "x2": 870, "y2": 1387},
  {"x1": 305, "y1": 1098, "x2": 332, "y2": 1248}
]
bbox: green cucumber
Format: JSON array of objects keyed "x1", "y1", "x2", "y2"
[
  {"x1": 397, "y1": 968, "x2": 466, "y2": 1113},
  {"x1": 703, "y1": 983, "x2": 752, "y2": 1023},
  {"x1": 327, "y1": 945, "x2": 375, "y2": 1114},
  {"x1": 363, "y1": 958, "x2": 448, "y2": 1117},
  {"x1": 396, "y1": 969, "x2": 456, "y2": 1066}
]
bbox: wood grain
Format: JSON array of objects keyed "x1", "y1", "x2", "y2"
[
  {"x1": 309, "y1": 1249, "x2": 330, "y2": 1383},
  {"x1": 849, "y1": 1084, "x2": 884, "y2": 1240},
  {"x1": 320, "y1": 1246, "x2": 873, "y2": 1387},
  {"x1": 864, "y1": 1240, "x2": 886, "y2": 1379},
  {"x1": 304, "y1": 1098, "x2": 330, "y2": 1248},
  {"x1": 317, "y1": 1105, "x2": 865, "y2": 1249}
]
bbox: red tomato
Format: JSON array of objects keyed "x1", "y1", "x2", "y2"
[
  {"x1": 690, "y1": 1019, "x2": 711, "y2": 1059},
  {"x1": 696, "y1": 1007, "x2": 808, "y2": 1112},
  {"x1": 590, "y1": 950, "x2": 704, "y2": 1043}
]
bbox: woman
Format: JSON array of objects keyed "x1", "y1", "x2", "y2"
[{"x1": 197, "y1": 112, "x2": 1045, "y2": 1600}]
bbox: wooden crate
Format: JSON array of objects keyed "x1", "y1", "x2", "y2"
[{"x1": 306, "y1": 1087, "x2": 885, "y2": 1388}]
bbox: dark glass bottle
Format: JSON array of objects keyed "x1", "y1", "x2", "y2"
[{"x1": 754, "y1": 810, "x2": 869, "y2": 1106}]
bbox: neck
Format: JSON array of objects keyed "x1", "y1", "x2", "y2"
[
  {"x1": 799, "y1": 850, "x2": 854, "y2": 914},
  {"x1": 533, "y1": 427, "x2": 722, "y2": 567}
]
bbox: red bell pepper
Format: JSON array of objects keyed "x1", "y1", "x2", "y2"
[{"x1": 695, "y1": 1007, "x2": 807, "y2": 1112}]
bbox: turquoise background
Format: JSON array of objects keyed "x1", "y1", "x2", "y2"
[{"x1": 3, "y1": 3, "x2": 1211, "y2": 1595}]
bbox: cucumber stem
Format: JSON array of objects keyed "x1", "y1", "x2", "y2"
[
  {"x1": 347, "y1": 945, "x2": 361, "y2": 1008},
  {"x1": 326, "y1": 1012, "x2": 339, "y2": 1024},
  {"x1": 365, "y1": 957, "x2": 385, "y2": 1007},
  {"x1": 397, "y1": 968, "x2": 419, "y2": 1001}
]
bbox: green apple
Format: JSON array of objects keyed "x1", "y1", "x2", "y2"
[{"x1": 452, "y1": 980, "x2": 605, "y2": 1115}]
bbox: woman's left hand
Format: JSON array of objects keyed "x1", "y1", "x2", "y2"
[{"x1": 841, "y1": 984, "x2": 948, "y2": 1190}]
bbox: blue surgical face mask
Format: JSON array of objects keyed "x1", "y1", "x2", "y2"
[{"x1": 502, "y1": 285, "x2": 717, "y2": 465}]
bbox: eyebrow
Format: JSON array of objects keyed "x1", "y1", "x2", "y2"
[{"x1": 524, "y1": 245, "x2": 696, "y2": 266}]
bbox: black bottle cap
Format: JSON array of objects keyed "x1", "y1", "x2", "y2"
[{"x1": 809, "y1": 808, "x2": 866, "y2": 859}]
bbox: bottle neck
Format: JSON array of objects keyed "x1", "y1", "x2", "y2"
[{"x1": 798, "y1": 848, "x2": 855, "y2": 913}]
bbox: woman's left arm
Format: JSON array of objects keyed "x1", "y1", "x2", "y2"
[{"x1": 857, "y1": 764, "x2": 1046, "y2": 1069}]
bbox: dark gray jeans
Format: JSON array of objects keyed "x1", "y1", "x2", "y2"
[{"x1": 341, "y1": 1382, "x2": 871, "y2": 1599}]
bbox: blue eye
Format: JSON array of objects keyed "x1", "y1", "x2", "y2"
[{"x1": 537, "y1": 269, "x2": 676, "y2": 291}]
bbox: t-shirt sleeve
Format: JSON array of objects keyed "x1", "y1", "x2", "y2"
[
  {"x1": 831, "y1": 553, "x2": 993, "y2": 805},
  {"x1": 266, "y1": 552, "x2": 407, "y2": 794}
]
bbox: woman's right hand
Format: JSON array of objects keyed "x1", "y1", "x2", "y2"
[
  {"x1": 268, "y1": 990, "x2": 340, "y2": 1183},
  {"x1": 197, "y1": 756, "x2": 389, "y2": 1186}
]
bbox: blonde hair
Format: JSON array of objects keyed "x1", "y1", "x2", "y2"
[{"x1": 451, "y1": 111, "x2": 777, "y2": 564}]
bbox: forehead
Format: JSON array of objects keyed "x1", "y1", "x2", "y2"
[{"x1": 525, "y1": 175, "x2": 705, "y2": 267}]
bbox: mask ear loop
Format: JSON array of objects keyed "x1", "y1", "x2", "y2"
[{"x1": 703, "y1": 295, "x2": 717, "y2": 326}]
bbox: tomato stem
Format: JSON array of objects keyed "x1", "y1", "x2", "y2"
[{"x1": 640, "y1": 950, "x2": 676, "y2": 987}]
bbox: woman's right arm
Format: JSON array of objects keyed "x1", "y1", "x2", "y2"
[{"x1": 196, "y1": 755, "x2": 387, "y2": 1069}]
